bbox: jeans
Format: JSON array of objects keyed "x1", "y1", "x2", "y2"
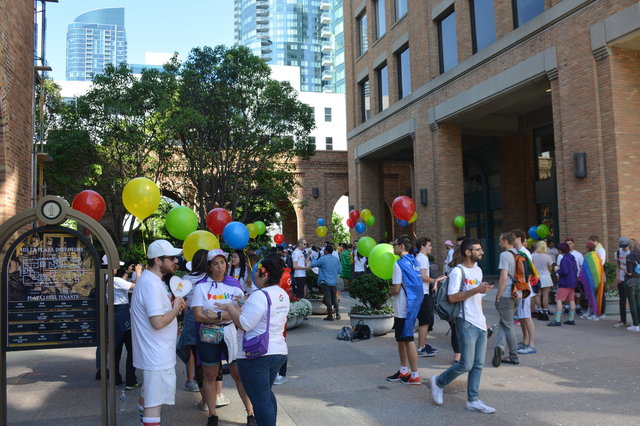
[
  {"x1": 238, "y1": 354, "x2": 287, "y2": 426},
  {"x1": 618, "y1": 281, "x2": 628, "y2": 323},
  {"x1": 495, "y1": 297, "x2": 519, "y2": 360},
  {"x1": 278, "y1": 355, "x2": 288, "y2": 377},
  {"x1": 449, "y1": 321, "x2": 459, "y2": 354},
  {"x1": 115, "y1": 330, "x2": 137, "y2": 385},
  {"x1": 436, "y1": 318, "x2": 487, "y2": 402},
  {"x1": 625, "y1": 279, "x2": 640, "y2": 326},
  {"x1": 293, "y1": 277, "x2": 306, "y2": 299},
  {"x1": 320, "y1": 283, "x2": 338, "y2": 315}
]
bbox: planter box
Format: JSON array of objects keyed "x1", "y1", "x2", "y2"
[
  {"x1": 286, "y1": 315, "x2": 305, "y2": 330},
  {"x1": 605, "y1": 297, "x2": 622, "y2": 316},
  {"x1": 306, "y1": 298, "x2": 327, "y2": 315},
  {"x1": 349, "y1": 313, "x2": 394, "y2": 336}
]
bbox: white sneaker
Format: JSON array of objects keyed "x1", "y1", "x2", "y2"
[
  {"x1": 466, "y1": 399, "x2": 496, "y2": 414},
  {"x1": 430, "y1": 376, "x2": 443, "y2": 406},
  {"x1": 273, "y1": 375, "x2": 288, "y2": 385},
  {"x1": 626, "y1": 325, "x2": 640, "y2": 332},
  {"x1": 197, "y1": 399, "x2": 208, "y2": 411},
  {"x1": 598, "y1": 314, "x2": 606, "y2": 319},
  {"x1": 216, "y1": 394, "x2": 230, "y2": 407},
  {"x1": 580, "y1": 313, "x2": 589, "y2": 319},
  {"x1": 613, "y1": 322, "x2": 627, "y2": 328},
  {"x1": 588, "y1": 315, "x2": 599, "y2": 321}
]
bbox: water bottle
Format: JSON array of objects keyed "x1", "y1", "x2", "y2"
[
  {"x1": 119, "y1": 389, "x2": 127, "y2": 412},
  {"x1": 487, "y1": 324, "x2": 499, "y2": 339}
]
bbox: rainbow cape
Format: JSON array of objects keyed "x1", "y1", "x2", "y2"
[{"x1": 579, "y1": 251, "x2": 605, "y2": 315}]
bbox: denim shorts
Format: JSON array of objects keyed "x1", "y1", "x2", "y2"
[{"x1": 196, "y1": 340, "x2": 228, "y2": 367}]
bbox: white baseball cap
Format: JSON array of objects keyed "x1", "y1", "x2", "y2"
[
  {"x1": 101, "y1": 254, "x2": 124, "y2": 266},
  {"x1": 147, "y1": 239, "x2": 182, "y2": 259}
]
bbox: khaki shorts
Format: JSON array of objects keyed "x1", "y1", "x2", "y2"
[{"x1": 141, "y1": 368, "x2": 176, "y2": 408}]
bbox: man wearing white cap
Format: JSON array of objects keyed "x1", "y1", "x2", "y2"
[{"x1": 131, "y1": 240, "x2": 186, "y2": 426}]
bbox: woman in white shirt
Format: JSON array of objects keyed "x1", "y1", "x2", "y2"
[
  {"x1": 217, "y1": 253, "x2": 290, "y2": 426},
  {"x1": 532, "y1": 241, "x2": 554, "y2": 321},
  {"x1": 229, "y1": 250, "x2": 251, "y2": 294}
]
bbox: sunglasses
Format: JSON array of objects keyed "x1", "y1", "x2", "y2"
[{"x1": 160, "y1": 255, "x2": 177, "y2": 261}]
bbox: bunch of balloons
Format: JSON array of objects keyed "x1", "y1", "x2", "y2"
[
  {"x1": 316, "y1": 217, "x2": 328, "y2": 237},
  {"x1": 247, "y1": 221, "x2": 267, "y2": 239},
  {"x1": 528, "y1": 224, "x2": 550, "y2": 241},
  {"x1": 368, "y1": 243, "x2": 399, "y2": 280},
  {"x1": 345, "y1": 208, "x2": 376, "y2": 234}
]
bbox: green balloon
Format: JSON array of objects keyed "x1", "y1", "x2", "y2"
[
  {"x1": 536, "y1": 224, "x2": 549, "y2": 239},
  {"x1": 366, "y1": 215, "x2": 376, "y2": 227},
  {"x1": 165, "y1": 206, "x2": 199, "y2": 240},
  {"x1": 254, "y1": 221, "x2": 267, "y2": 235},
  {"x1": 368, "y1": 243, "x2": 397, "y2": 280},
  {"x1": 454, "y1": 215, "x2": 465, "y2": 228},
  {"x1": 357, "y1": 236, "x2": 376, "y2": 257}
]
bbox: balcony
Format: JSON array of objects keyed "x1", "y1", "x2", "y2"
[
  {"x1": 322, "y1": 70, "x2": 333, "y2": 81},
  {"x1": 320, "y1": 2, "x2": 330, "y2": 11},
  {"x1": 321, "y1": 43, "x2": 332, "y2": 53},
  {"x1": 321, "y1": 13, "x2": 331, "y2": 24},
  {"x1": 261, "y1": 48, "x2": 272, "y2": 55},
  {"x1": 256, "y1": 3, "x2": 268, "y2": 9},
  {"x1": 321, "y1": 27, "x2": 332, "y2": 39},
  {"x1": 257, "y1": 27, "x2": 269, "y2": 33},
  {"x1": 322, "y1": 55, "x2": 333, "y2": 66},
  {"x1": 257, "y1": 18, "x2": 269, "y2": 25},
  {"x1": 256, "y1": 10, "x2": 269, "y2": 17}
]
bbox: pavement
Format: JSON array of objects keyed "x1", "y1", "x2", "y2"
[{"x1": 5, "y1": 288, "x2": 640, "y2": 425}]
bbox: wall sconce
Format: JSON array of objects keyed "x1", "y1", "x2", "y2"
[
  {"x1": 312, "y1": 187, "x2": 319, "y2": 199},
  {"x1": 420, "y1": 189, "x2": 428, "y2": 206},
  {"x1": 349, "y1": 205, "x2": 355, "y2": 211},
  {"x1": 573, "y1": 152, "x2": 587, "y2": 178}
]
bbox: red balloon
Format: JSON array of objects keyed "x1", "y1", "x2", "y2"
[
  {"x1": 72, "y1": 190, "x2": 106, "y2": 221},
  {"x1": 346, "y1": 218, "x2": 355, "y2": 229},
  {"x1": 206, "y1": 208, "x2": 232, "y2": 235},
  {"x1": 349, "y1": 209, "x2": 360, "y2": 222},
  {"x1": 392, "y1": 196, "x2": 416, "y2": 221},
  {"x1": 274, "y1": 233, "x2": 285, "y2": 245}
]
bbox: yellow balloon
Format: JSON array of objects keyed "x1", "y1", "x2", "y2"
[
  {"x1": 183, "y1": 230, "x2": 220, "y2": 261},
  {"x1": 122, "y1": 177, "x2": 161, "y2": 220},
  {"x1": 409, "y1": 211, "x2": 418, "y2": 224},
  {"x1": 247, "y1": 223, "x2": 259, "y2": 239},
  {"x1": 361, "y1": 209, "x2": 372, "y2": 222},
  {"x1": 316, "y1": 225, "x2": 328, "y2": 237}
]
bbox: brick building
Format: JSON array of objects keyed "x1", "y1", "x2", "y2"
[{"x1": 344, "y1": 0, "x2": 640, "y2": 271}]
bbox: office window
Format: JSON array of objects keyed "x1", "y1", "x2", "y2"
[
  {"x1": 437, "y1": 9, "x2": 458, "y2": 73},
  {"x1": 359, "y1": 77, "x2": 371, "y2": 122},
  {"x1": 396, "y1": 47, "x2": 411, "y2": 99},
  {"x1": 377, "y1": 64, "x2": 389, "y2": 111},
  {"x1": 326, "y1": 137, "x2": 333, "y2": 150},
  {"x1": 513, "y1": 0, "x2": 544, "y2": 28},
  {"x1": 309, "y1": 136, "x2": 316, "y2": 147},
  {"x1": 357, "y1": 13, "x2": 368, "y2": 55},
  {"x1": 470, "y1": 0, "x2": 496, "y2": 53},
  {"x1": 310, "y1": 106, "x2": 315, "y2": 119},
  {"x1": 375, "y1": 0, "x2": 386, "y2": 39},
  {"x1": 396, "y1": 0, "x2": 408, "y2": 20},
  {"x1": 324, "y1": 107, "x2": 332, "y2": 122}
]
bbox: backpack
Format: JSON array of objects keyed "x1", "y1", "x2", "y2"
[
  {"x1": 337, "y1": 326, "x2": 354, "y2": 341},
  {"x1": 434, "y1": 265, "x2": 466, "y2": 322},
  {"x1": 510, "y1": 251, "x2": 532, "y2": 299},
  {"x1": 352, "y1": 320, "x2": 371, "y2": 341}
]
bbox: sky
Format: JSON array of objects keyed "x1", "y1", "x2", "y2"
[{"x1": 45, "y1": 0, "x2": 236, "y2": 81}]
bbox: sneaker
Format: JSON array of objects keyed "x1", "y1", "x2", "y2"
[
  {"x1": 613, "y1": 322, "x2": 627, "y2": 328},
  {"x1": 598, "y1": 314, "x2": 606, "y2": 319},
  {"x1": 207, "y1": 415, "x2": 219, "y2": 426},
  {"x1": 517, "y1": 345, "x2": 537, "y2": 354},
  {"x1": 466, "y1": 399, "x2": 496, "y2": 414},
  {"x1": 247, "y1": 415, "x2": 258, "y2": 426},
  {"x1": 216, "y1": 394, "x2": 230, "y2": 407},
  {"x1": 430, "y1": 376, "x2": 443, "y2": 406},
  {"x1": 418, "y1": 345, "x2": 437, "y2": 357},
  {"x1": 401, "y1": 375, "x2": 422, "y2": 385},
  {"x1": 626, "y1": 325, "x2": 640, "y2": 332},
  {"x1": 125, "y1": 382, "x2": 141, "y2": 390},
  {"x1": 563, "y1": 320, "x2": 576, "y2": 326},
  {"x1": 184, "y1": 380, "x2": 199, "y2": 392},
  {"x1": 491, "y1": 346, "x2": 502, "y2": 367},
  {"x1": 335, "y1": 313, "x2": 342, "y2": 320},
  {"x1": 425, "y1": 344, "x2": 439, "y2": 354},
  {"x1": 273, "y1": 375, "x2": 288, "y2": 385},
  {"x1": 580, "y1": 313, "x2": 589, "y2": 319},
  {"x1": 588, "y1": 315, "x2": 599, "y2": 321},
  {"x1": 517, "y1": 342, "x2": 526, "y2": 350},
  {"x1": 198, "y1": 399, "x2": 209, "y2": 411},
  {"x1": 386, "y1": 371, "x2": 410, "y2": 382},
  {"x1": 323, "y1": 315, "x2": 334, "y2": 321},
  {"x1": 547, "y1": 321, "x2": 562, "y2": 327},
  {"x1": 539, "y1": 312, "x2": 550, "y2": 321},
  {"x1": 501, "y1": 358, "x2": 519, "y2": 365}
]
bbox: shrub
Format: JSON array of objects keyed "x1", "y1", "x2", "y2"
[
  {"x1": 348, "y1": 273, "x2": 391, "y2": 314},
  {"x1": 604, "y1": 262, "x2": 616, "y2": 288},
  {"x1": 304, "y1": 269, "x2": 323, "y2": 299}
]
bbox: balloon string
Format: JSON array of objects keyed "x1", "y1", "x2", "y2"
[{"x1": 141, "y1": 219, "x2": 148, "y2": 256}]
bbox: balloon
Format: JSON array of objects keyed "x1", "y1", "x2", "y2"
[
  {"x1": 349, "y1": 209, "x2": 360, "y2": 221},
  {"x1": 223, "y1": 221, "x2": 250, "y2": 249},
  {"x1": 528, "y1": 226, "x2": 539, "y2": 240},
  {"x1": 317, "y1": 218, "x2": 325, "y2": 226},
  {"x1": 369, "y1": 243, "x2": 397, "y2": 280},
  {"x1": 357, "y1": 236, "x2": 376, "y2": 257},
  {"x1": 72, "y1": 190, "x2": 106, "y2": 222},
  {"x1": 346, "y1": 218, "x2": 355, "y2": 229},
  {"x1": 399, "y1": 220, "x2": 408, "y2": 227},
  {"x1": 391, "y1": 196, "x2": 416, "y2": 221},
  {"x1": 206, "y1": 208, "x2": 232, "y2": 235},
  {"x1": 453, "y1": 215, "x2": 465, "y2": 228},
  {"x1": 274, "y1": 233, "x2": 284, "y2": 245},
  {"x1": 360, "y1": 209, "x2": 372, "y2": 222},
  {"x1": 366, "y1": 215, "x2": 376, "y2": 227},
  {"x1": 165, "y1": 206, "x2": 198, "y2": 240},
  {"x1": 527, "y1": 237, "x2": 537, "y2": 248},
  {"x1": 316, "y1": 225, "x2": 328, "y2": 237},
  {"x1": 536, "y1": 224, "x2": 550, "y2": 239},
  {"x1": 355, "y1": 222, "x2": 366, "y2": 234},
  {"x1": 122, "y1": 177, "x2": 160, "y2": 220},
  {"x1": 409, "y1": 212, "x2": 418, "y2": 224},
  {"x1": 254, "y1": 221, "x2": 266, "y2": 235},
  {"x1": 246, "y1": 223, "x2": 259, "y2": 239},
  {"x1": 183, "y1": 230, "x2": 220, "y2": 261}
]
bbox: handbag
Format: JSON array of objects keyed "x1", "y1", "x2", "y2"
[
  {"x1": 199, "y1": 323, "x2": 224, "y2": 344},
  {"x1": 352, "y1": 320, "x2": 371, "y2": 341},
  {"x1": 243, "y1": 290, "x2": 271, "y2": 359}
]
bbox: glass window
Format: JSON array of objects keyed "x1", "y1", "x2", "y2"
[
  {"x1": 535, "y1": 125, "x2": 554, "y2": 181},
  {"x1": 470, "y1": 0, "x2": 496, "y2": 53},
  {"x1": 438, "y1": 9, "x2": 458, "y2": 73},
  {"x1": 396, "y1": 0, "x2": 408, "y2": 20},
  {"x1": 358, "y1": 13, "x2": 368, "y2": 55},
  {"x1": 309, "y1": 136, "x2": 316, "y2": 146},
  {"x1": 324, "y1": 107, "x2": 332, "y2": 122},
  {"x1": 359, "y1": 77, "x2": 371, "y2": 122},
  {"x1": 310, "y1": 107, "x2": 315, "y2": 119},
  {"x1": 513, "y1": 0, "x2": 544, "y2": 28},
  {"x1": 326, "y1": 137, "x2": 333, "y2": 150},
  {"x1": 396, "y1": 47, "x2": 411, "y2": 99},
  {"x1": 375, "y1": 0, "x2": 386, "y2": 39},
  {"x1": 377, "y1": 64, "x2": 389, "y2": 111}
]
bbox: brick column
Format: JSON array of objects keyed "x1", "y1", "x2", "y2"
[{"x1": 494, "y1": 0, "x2": 514, "y2": 39}]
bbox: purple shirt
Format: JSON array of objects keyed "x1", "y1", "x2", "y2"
[{"x1": 558, "y1": 252, "x2": 578, "y2": 288}]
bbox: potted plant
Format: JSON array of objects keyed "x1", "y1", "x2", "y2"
[
  {"x1": 303, "y1": 269, "x2": 326, "y2": 314},
  {"x1": 287, "y1": 298, "x2": 312, "y2": 329},
  {"x1": 348, "y1": 273, "x2": 394, "y2": 336},
  {"x1": 604, "y1": 262, "x2": 621, "y2": 315}
]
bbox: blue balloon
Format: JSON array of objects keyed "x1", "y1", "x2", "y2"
[
  {"x1": 355, "y1": 222, "x2": 366, "y2": 234},
  {"x1": 528, "y1": 226, "x2": 539, "y2": 240},
  {"x1": 317, "y1": 218, "x2": 325, "y2": 226},
  {"x1": 222, "y1": 221, "x2": 250, "y2": 249},
  {"x1": 399, "y1": 220, "x2": 408, "y2": 227}
]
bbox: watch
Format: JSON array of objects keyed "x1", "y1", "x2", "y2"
[{"x1": 216, "y1": 311, "x2": 222, "y2": 320}]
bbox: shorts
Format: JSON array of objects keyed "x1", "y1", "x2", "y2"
[
  {"x1": 417, "y1": 294, "x2": 434, "y2": 329},
  {"x1": 393, "y1": 317, "x2": 414, "y2": 342},
  {"x1": 141, "y1": 368, "x2": 176, "y2": 407},
  {"x1": 196, "y1": 340, "x2": 228, "y2": 367},
  {"x1": 516, "y1": 296, "x2": 532, "y2": 319},
  {"x1": 556, "y1": 287, "x2": 575, "y2": 303},
  {"x1": 539, "y1": 275, "x2": 553, "y2": 289}
]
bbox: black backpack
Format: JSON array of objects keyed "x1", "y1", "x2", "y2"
[
  {"x1": 352, "y1": 320, "x2": 371, "y2": 341},
  {"x1": 434, "y1": 265, "x2": 465, "y2": 322}
]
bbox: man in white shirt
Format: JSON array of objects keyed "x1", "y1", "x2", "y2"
[
  {"x1": 416, "y1": 237, "x2": 438, "y2": 357},
  {"x1": 131, "y1": 240, "x2": 186, "y2": 426},
  {"x1": 614, "y1": 237, "x2": 631, "y2": 327},
  {"x1": 430, "y1": 238, "x2": 495, "y2": 414},
  {"x1": 291, "y1": 239, "x2": 310, "y2": 298}
]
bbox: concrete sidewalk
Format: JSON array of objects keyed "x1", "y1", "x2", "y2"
[{"x1": 6, "y1": 289, "x2": 640, "y2": 425}]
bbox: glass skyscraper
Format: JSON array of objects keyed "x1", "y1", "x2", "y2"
[{"x1": 66, "y1": 8, "x2": 127, "y2": 81}]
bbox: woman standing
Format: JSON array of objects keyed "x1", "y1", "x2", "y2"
[
  {"x1": 339, "y1": 243, "x2": 353, "y2": 291},
  {"x1": 624, "y1": 238, "x2": 640, "y2": 332},
  {"x1": 229, "y1": 250, "x2": 251, "y2": 293},
  {"x1": 532, "y1": 242, "x2": 554, "y2": 321}
]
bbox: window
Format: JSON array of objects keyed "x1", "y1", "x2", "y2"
[
  {"x1": 396, "y1": 46, "x2": 411, "y2": 99},
  {"x1": 470, "y1": 0, "x2": 496, "y2": 53},
  {"x1": 437, "y1": 9, "x2": 458, "y2": 73},
  {"x1": 375, "y1": 0, "x2": 386, "y2": 39},
  {"x1": 377, "y1": 64, "x2": 389, "y2": 111},
  {"x1": 309, "y1": 136, "x2": 316, "y2": 147},
  {"x1": 326, "y1": 137, "x2": 333, "y2": 150},
  {"x1": 396, "y1": 0, "x2": 408, "y2": 20},
  {"x1": 310, "y1": 107, "x2": 315, "y2": 119},
  {"x1": 357, "y1": 13, "x2": 368, "y2": 55},
  {"x1": 359, "y1": 77, "x2": 371, "y2": 122},
  {"x1": 324, "y1": 107, "x2": 332, "y2": 122},
  {"x1": 513, "y1": 0, "x2": 544, "y2": 28}
]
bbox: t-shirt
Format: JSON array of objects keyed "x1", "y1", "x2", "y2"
[
  {"x1": 183, "y1": 273, "x2": 207, "y2": 308},
  {"x1": 391, "y1": 262, "x2": 407, "y2": 318},
  {"x1": 616, "y1": 248, "x2": 630, "y2": 281},
  {"x1": 292, "y1": 249, "x2": 307, "y2": 278},
  {"x1": 353, "y1": 254, "x2": 367, "y2": 272},
  {"x1": 571, "y1": 250, "x2": 584, "y2": 275},
  {"x1": 532, "y1": 253, "x2": 553, "y2": 277},
  {"x1": 113, "y1": 277, "x2": 133, "y2": 305},
  {"x1": 498, "y1": 249, "x2": 517, "y2": 298},
  {"x1": 230, "y1": 267, "x2": 249, "y2": 283},
  {"x1": 238, "y1": 285, "x2": 289, "y2": 359},
  {"x1": 415, "y1": 252, "x2": 430, "y2": 295},
  {"x1": 596, "y1": 247, "x2": 606, "y2": 265},
  {"x1": 448, "y1": 264, "x2": 486, "y2": 331},
  {"x1": 547, "y1": 248, "x2": 559, "y2": 264},
  {"x1": 191, "y1": 279, "x2": 244, "y2": 313},
  {"x1": 131, "y1": 270, "x2": 177, "y2": 370}
]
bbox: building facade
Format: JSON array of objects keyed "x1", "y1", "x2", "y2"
[
  {"x1": 66, "y1": 8, "x2": 127, "y2": 81},
  {"x1": 344, "y1": 0, "x2": 640, "y2": 271}
]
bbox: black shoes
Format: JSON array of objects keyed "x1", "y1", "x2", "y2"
[
  {"x1": 323, "y1": 315, "x2": 334, "y2": 321},
  {"x1": 563, "y1": 320, "x2": 576, "y2": 325},
  {"x1": 247, "y1": 415, "x2": 257, "y2": 426},
  {"x1": 492, "y1": 347, "x2": 502, "y2": 367},
  {"x1": 207, "y1": 415, "x2": 219, "y2": 426}
]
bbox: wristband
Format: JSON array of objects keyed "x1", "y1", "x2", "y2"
[{"x1": 217, "y1": 311, "x2": 222, "y2": 320}]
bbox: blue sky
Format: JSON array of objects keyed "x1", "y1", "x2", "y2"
[{"x1": 46, "y1": 0, "x2": 235, "y2": 80}]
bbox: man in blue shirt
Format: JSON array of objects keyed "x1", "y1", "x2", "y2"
[{"x1": 312, "y1": 245, "x2": 342, "y2": 320}]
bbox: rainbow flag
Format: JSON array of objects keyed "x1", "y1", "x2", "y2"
[{"x1": 579, "y1": 251, "x2": 605, "y2": 315}]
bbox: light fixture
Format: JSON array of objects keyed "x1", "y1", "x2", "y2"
[
  {"x1": 420, "y1": 189, "x2": 428, "y2": 206},
  {"x1": 312, "y1": 187, "x2": 319, "y2": 199},
  {"x1": 574, "y1": 153, "x2": 587, "y2": 178}
]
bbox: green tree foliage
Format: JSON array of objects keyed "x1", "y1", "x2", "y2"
[{"x1": 330, "y1": 212, "x2": 349, "y2": 246}]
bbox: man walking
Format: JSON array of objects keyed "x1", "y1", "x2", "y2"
[
  {"x1": 430, "y1": 238, "x2": 495, "y2": 413},
  {"x1": 415, "y1": 237, "x2": 438, "y2": 357},
  {"x1": 291, "y1": 238, "x2": 310, "y2": 298},
  {"x1": 311, "y1": 245, "x2": 342, "y2": 320},
  {"x1": 131, "y1": 240, "x2": 186, "y2": 426}
]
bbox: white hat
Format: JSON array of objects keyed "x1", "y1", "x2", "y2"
[
  {"x1": 102, "y1": 254, "x2": 124, "y2": 266},
  {"x1": 207, "y1": 249, "x2": 227, "y2": 261},
  {"x1": 147, "y1": 239, "x2": 182, "y2": 259}
]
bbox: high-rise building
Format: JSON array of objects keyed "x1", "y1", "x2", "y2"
[
  {"x1": 66, "y1": 8, "x2": 127, "y2": 81},
  {"x1": 331, "y1": 0, "x2": 345, "y2": 94}
]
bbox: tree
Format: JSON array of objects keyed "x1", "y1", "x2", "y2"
[{"x1": 330, "y1": 212, "x2": 350, "y2": 246}]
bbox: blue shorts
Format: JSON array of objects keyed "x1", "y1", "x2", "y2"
[{"x1": 196, "y1": 339, "x2": 228, "y2": 367}]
